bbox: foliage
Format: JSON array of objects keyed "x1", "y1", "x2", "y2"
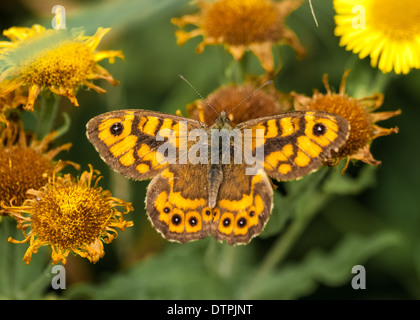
[{"x1": 0, "y1": 0, "x2": 419, "y2": 300}]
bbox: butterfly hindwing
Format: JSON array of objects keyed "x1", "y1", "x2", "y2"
[
  {"x1": 146, "y1": 162, "x2": 273, "y2": 245},
  {"x1": 211, "y1": 162, "x2": 273, "y2": 245},
  {"x1": 146, "y1": 164, "x2": 213, "y2": 243}
]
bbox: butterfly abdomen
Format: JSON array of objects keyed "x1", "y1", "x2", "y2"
[{"x1": 208, "y1": 163, "x2": 223, "y2": 209}]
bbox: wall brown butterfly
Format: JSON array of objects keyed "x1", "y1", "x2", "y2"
[{"x1": 87, "y1": 108, "x2": 349, "y2": 245}]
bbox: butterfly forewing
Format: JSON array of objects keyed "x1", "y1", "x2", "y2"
[
  {"x1": 86, "y1": 110, "x2": 207, "y2": 180},
  {"x1": 236, "y1": 111, "x2": 350, "y2": 181}
]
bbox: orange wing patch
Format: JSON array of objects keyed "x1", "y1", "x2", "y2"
[
  {"x1": 304, "y1": 113, "x2": 339, "y2": 147},
  {"x1": 98, "y1": 114, "x2": 135, "y2": 147}
]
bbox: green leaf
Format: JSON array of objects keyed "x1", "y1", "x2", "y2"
[
  {"x1": 65, "y1": 239, "x2": 234, "y2": 299},
  {"x1": 57, "y1": 0, "x2": 191, "y2": 34},
  {"x1": 248, "y1": 231, "x2": 403, "y2": 299},
  {"x1": 0, "y1": 218, "x2": 52, "y2": 299},
  {"x1": 262, "y1": 167, "x2": 330, "y2": 238},
  {"x1": 322, "y1": 165, "x2": 377, "y2": 195}
]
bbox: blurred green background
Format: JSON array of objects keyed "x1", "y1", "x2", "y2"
[{"x1": 0, "y1": 0, "x2": 419, "y2": 299}]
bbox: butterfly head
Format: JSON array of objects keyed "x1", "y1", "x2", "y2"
[{"x1": 211, "y1": 110, "x2": 231, "y2": 130}]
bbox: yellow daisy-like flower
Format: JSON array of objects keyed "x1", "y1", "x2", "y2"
[
  {"x1": 5, "y1": 165, "x2": 134, "y2": 265},
  {"x1": 334, "y1": 0, "x2": 420, "y2": 74},
  {"x1": 171, "y1": 0, "x2": 305, "y2": 73},
  {"x1": 293, "y1": 70, "x2": 401, "y2": 171},
  {"x1": 0, "y1": 24, "x2": 124, "y2": 110},
  {"x1": 0, "y1": 122, "x2": 73, "y2": 213}
]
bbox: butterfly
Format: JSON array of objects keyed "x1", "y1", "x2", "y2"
[{"x1": 86, "y1": 108, "x2": 349, "y2": 245}]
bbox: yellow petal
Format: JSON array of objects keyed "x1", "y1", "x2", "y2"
[{"x1": 84, "y1": 27, "x2": 111, "y2": 50}]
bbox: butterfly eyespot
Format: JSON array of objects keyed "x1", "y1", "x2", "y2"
[
  {"x1": 188, "y1": 216, "x2": 198, "y2": 226},
  {"x1": 222, "y1": 217, "x2": 231, "y2": 227},
  {"x1": 205, "y1": 210, "x2": 211, "y2": 216},
  {"x1": 249, "y1": 210, "x2": 255, "y2": 217},
  {"x1": 110, "y1": 122, "x2": 124, "y2": 136},
  {"x1": 237, "y1": 217, "x2": 247, "y2": 228},
  {"x1": 163, "y1": 207, "x2": 170, "y2": 214},
  {"x1": 171, "y1": 214, "x2": 182, "y2": 226},
  {"x1": 313, "y1": 123, "x2": 327, "y2": 136}
]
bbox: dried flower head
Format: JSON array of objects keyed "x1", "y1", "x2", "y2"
[
  {"x1": 0, "y1": 122, "x2": 73, "y2": 213},
  {"x1": 6, "y1": 165, "x2": 134, "y2": 265},
  {"x1": 186, "y1": 83, "x2": 290, "y2": 126},
  {"x1": 0, "y1": 25, "x2": 124, "y2": 110},
  {"x1": 293, "y1": 70, "x2": 401, "y2": 170},
  {"x1": 334, "y1": 0, "x2": 420, "y2": 74},
  {"x1": 171, "y1": 0, "x2": 305, "y2": 73}
]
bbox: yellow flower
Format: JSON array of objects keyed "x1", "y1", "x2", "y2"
[
  {"x1": 186, "y1": 83, "x2": 290, "y2": 126},
  {"x1": 171, "y1": 0, "x2": 305, "y2": 73},
  {"x1": 0, "y1": 122, "x2": 73, "y2": 213},
  {"x1": 5, "y1": 165, "x2": 134, "y2": 265},
  {"x1": 334, "y1": 0, "x2": 420, "y2": 74},
  {"x1": 293, "y1": 70, "x2": 401, "y2": 171},
  {"x1": 0, "y1": 80, "x2": 27, "y2": 124},
  {"x1": 0, "y1": 24, "x2": 124, "y2": 110}
]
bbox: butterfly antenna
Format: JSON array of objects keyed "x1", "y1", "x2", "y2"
[
  {"x1": 178, "y1": 74, "x2": 219, "y2": 116},
  {"x1": 226, "y1": 80, "x2": 273, "y2": 116},
  {"x1": 309, "y1": 0, "x2": 319, "y2": 27}
]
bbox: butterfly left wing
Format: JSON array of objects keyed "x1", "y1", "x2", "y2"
[
  {"x1": 86, "y1": 109, "x2": 207, "y2": 180},
  {"x1": 236, "y1": 111, "x2": 350, "y2": 181}
]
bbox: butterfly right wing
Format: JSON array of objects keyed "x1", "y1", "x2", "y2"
[{"x1": 86, "y1": 109, "x2": 207, "y2": 180}]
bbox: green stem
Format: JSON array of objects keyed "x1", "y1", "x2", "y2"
[
  {"x1": 347, "y1": 58, "x2": 392, "y2": 98},
  {"x1": 204, "y1": 240, "x2": 236, "y2": 279},
  {"x1": 272, "y1": 46, "x2": 284, "y2": 76},
  {"x1": 0, "y1": 218, "x2": 53, "y2": 299},
  {"x1": 35, "y1": 93, "x2": 60, "y2": 139},
  {"x1": 55, "y1": 112, "x2": 71, "y2": 139},
  {"x1": 19, "y1": 262, "x2": 53, "y2": 300},
  {"x1": 218, "y1": 244, "x2": 236, "y2": 279},
  {"x1": 0, "y1": 218, "x2": 15, "y2": 299},
  {"x1": 224, "y1": 55, "x2": 248, "y2": 84},
  {"x1": 240, "y1": 168, "x2": 331, "y2": 299},
  {"x1": 240, "y1": 206, "x2": 318, "y2": 299}
]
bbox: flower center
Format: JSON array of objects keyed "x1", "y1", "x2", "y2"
[
  {"x1": 368, "y1": 0, "x2": 420, "y2": 40},
  {"x1": 31, "y1": 186, "x2": 111, "y2": 248},
  {"x1": 202, "y1": 0, "x2": 282, "y2": 45},
  {"x1": 21, "y1": 41, "x2": 95, "y2": 89},
  {"x1": 0, "y1": 147, "x2": 52, "y2": 205}
]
